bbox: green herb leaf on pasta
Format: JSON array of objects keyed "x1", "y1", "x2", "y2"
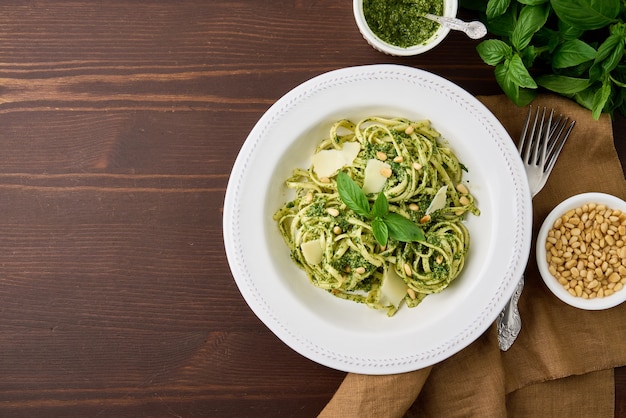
[
  {"x1": 372, "y1": 217, "x2": 389, "y2": 247},
  {"x1": 383, "y1": 212, "x2": 425, "y2": 243},
  {"x1": 371, "y1": 192, "x2": 389, "y2": 218},
  {"x1": 336, "y1": 171, "x2": 370, "y2": 217}
]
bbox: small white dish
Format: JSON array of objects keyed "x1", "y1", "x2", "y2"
[
  {"x1": 536, "y1": 192, "x2": 626, "y2": 310},
  {"x1": 353, "y1": 0, "x2": 458, "y2": 56}
]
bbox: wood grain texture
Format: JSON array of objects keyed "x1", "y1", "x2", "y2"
[{"x1": 0, "y1": 1, "x2": 623, "y2": 417}]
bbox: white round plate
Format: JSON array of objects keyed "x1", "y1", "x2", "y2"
[{"x1": 223, "y1": 64, "x2": 532, "y2": 374}]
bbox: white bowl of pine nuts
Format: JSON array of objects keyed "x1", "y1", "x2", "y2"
[{"x1": 537, "y1": 192, "x2": 626, "y2": 310}]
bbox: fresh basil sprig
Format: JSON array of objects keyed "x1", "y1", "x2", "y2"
[
  {"x1": 469, "y1": 0, "x2": 626, "y2": 119},
  {"x1": 336, "y1": 171, "x2": 425, "y2": 247}
]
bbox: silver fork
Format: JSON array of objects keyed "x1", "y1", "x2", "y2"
[{"x1": 497, "y1": 106, "x2": 575, "y2": 351}]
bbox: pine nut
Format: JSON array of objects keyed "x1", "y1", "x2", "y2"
[
  {"x1": 376, "y1": 151, "x2": 388, "y2": 161},
  {"x1": 405, "y1": 125, "x2": 414, "y2": 135},
  {"x1": 575, "y1": 285, "x2": 583, "y2": 297},
  {"x1": 609, "y1": 272, "x2": 621, "y2": 283},
  {"x1": 456, "y1": 183, "x2": 469, "y2": 195},
  {"x1": 326, "y1": 208, "x2": 339, "y2": 217},
  {"x1": 355, "y1": 266, "x2": 366, "y2": 274},
  {"x1": 409, "y1": 203, "x2": 419, "y2": 211},
  {"x1": 380, "y1": 167, "x2": 393, "y2": 178},
  {"x1": 404, "y1": 263, "x2": 412, "y2": 277}
]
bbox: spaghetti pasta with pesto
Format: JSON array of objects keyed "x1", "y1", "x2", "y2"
[{"x1": 273, "y1": 116, "x2": 479, "y2": 316}]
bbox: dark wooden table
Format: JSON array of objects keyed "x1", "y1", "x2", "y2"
[{"x1": 0, "y1": 1, "x2": 623, "y2": 417}]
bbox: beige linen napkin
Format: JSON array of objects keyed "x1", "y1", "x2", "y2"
[{"x1": 319, "y1": 94, "x2": 626, "y2": 418}]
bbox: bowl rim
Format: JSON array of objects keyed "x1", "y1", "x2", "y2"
[
  {"x1": 352, "y1": 0, "x2": 459, "y2": 56},
  {"x1": 536, "y1": 192, "x2": 626, "y2": 310}
]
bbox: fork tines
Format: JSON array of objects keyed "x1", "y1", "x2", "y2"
[
  {"x1": 545, "y1": 113, "x2": 576, "y2": 174},
  {"x1": 519, "y1": 105, "x2": 575, "y2": 173}
]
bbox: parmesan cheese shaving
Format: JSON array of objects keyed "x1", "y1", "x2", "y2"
[
  {"x1": 311, "y1": 141, "x2": 360, "y2": 178},
  {"x1": 301, "y1": 238, "x2": 324, "y2": 265},
  {"x1": 380, "y1": 267, "x2": 408, "y2": 306},
  {"x1": 426, "y1": 185, "x2": 448, "y2": 214},
  {"x1": 363, "y1": 159, "x2": 391, "y2": 194}
]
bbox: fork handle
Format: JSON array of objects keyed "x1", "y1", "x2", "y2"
[{"x1": 497, "y1": 275, "x2": 524, "y2": 351}]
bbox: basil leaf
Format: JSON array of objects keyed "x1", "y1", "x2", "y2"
[
  {"x1": 383, "y1": 213, "x2": 425, "y2": 243},
  {"x1": 537, "y1": 75, "x2": 591, "y2": 94},
  {"x1": 508, "y1": 54, "x2": 538, "y2": 88},
  {"x1": 599, "y1": 36, "x2": 625, "y2": 74},
  {"x1": 371, "y1": 192, "x2": 389, "y2": 218},
  {"x1": 486, "y1": 3, "x2": 519, "y2": 37},
  {"x1": 533, "y1": 28, "x2": 560, "y2": 53},
  {"x1": 550, "y1": 0, "x2": 620, "y2": 31},
  {"x1": 372, "y1": 218, "x2": 388, "y2": 247},
  {"x1": 558, "y1": 20, "x2": 584, "y2": 40},
  {"x1": 495, "y1": 61, "x2": 520, "y2": 104},
  {"x1": 574, "y1": 86, "x2": 596, "y2": 111},
  {"x1": 336, "y1": 171, "x2": 370, "y2": 218},
  {"x1": 560, "y1": 60, "x2": 593, "y2": 78},
  {"x1": 591, "y1": 81, "x2": 612, "y2": 120},
  {"x1": 518, "y1": 0, "x2": 547, "y2": 4},
  {"x1": 519, "y1": 45, "x2": 537, "y2": 67},
  {"x1": 594, "y1": 33, "x2": 622, "y2": 63},
  {"x1": 590, "y1": 34, "x2": 624, "y2": 81},
  {"x1": 477, "y1": 39, "x2": 512, "y2": 66},
  {"x1": 517, "y1": 88, "x2": 538, "y2": 107},
  {"x1": 511, "y1": 4, "x2": 549, "y2": 50},
  {"x1": 495, "y1": 60, "x2": 537, "y2": 106},
  {"x1": 552, "y1": 39, "x2": 597, "y2": 68},
  {"x1": 486, "y1": 0, "x2": 511, "y2": 19}
]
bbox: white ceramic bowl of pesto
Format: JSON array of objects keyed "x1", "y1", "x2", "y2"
[{"x1": 353, "y1": 0, "x2": 458, "y2": 56}]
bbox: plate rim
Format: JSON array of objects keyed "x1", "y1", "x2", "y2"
[{"x1": 223, "y1": 64, "x2": 532, "y2": 374}]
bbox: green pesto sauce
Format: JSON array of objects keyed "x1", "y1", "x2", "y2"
[{"x1": 363, "y1": 0, "x2": 444, "y2": 48}]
